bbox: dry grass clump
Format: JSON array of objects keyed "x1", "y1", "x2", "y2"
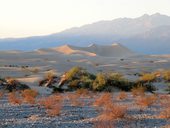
[
  {"x1": 21, "y1": 89, "x2": 38, "y2": 104},
  {"x1": 117, "y1": 91, "x2": 127, "y2": 100},
  {"x1": 39, "y1": 94, "x2": 63, "y2": 116},
  {"x1": 8, "y1": 92, "x2": 22, "y2": 105},
  {"x1": 162, "y1": 70, "x2": 170, "y2": 81},
  {"x1": 136, "y1": 94, "x2": 157, "y2": 108},
  {"x1": 46, "y1": 104, "x2": 62, "y2": 117},
  {"x1": 131, "y1": 86, "x2": 146, "y2": 97},
  {"x1": 140, "y1": 73, "x2": 156, "y2": 82},
  {"x1": 6, "y1": 77, "x2": 16, "y2": 85},
  {"x1": 0, "y1": 92, "x2": 4, "y2": 98},
  {"x1": 99, "y1": 103, "x2": 127, "y2": 121},
  {"x1": 94, "y1": 92, "x2": 127, "y2": 121},
  {"x1": 40, "y1": 95, "x2": 62, "y2": 109},
  {"x1": 93, "y1": 92, "x2": 112, "y2": 107}
]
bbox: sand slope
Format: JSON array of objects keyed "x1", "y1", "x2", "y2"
[{"x1": 37, "y1": 43, "x2": 135, "y2": 57}]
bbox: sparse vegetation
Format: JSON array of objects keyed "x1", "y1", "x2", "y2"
[
  {"x1": 99, "y1": 103, "x2": 127, "y2": 120},
  {"x1": 139, "y1": 73, "x2": 156, "y2": 83},
  {"x1": 8, "y1": 92, "x2": 22, "y2": 105},
  {"x1": 39, "y1": 94, "x2": 63, "y2": 116},
  {"x1": 117, "y1": 91, "x2": 127, "y2": 100},
  {"x1": 131, "y1": 86, "x2": 146, "y2": 97},
  {"x1": 93, "y1": 73, "x2": 106, "y2": 91},
  {"x1": 136, "y1": 94, "x2": 157, "y2": 108},
  {"x1": 21, "y1": 89, "x2": 38, "y2": 104},
  {"x1": 162, "y1": 70, "x2": 170, "y2": 82}
]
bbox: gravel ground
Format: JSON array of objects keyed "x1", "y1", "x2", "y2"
[{"x1": 0, "y1": 92, "x2": 170, "y2": 128}]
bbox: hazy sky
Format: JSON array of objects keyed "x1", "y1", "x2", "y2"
[{"x1": 0, "y1": 0, "x2": 170, "y2": 38}]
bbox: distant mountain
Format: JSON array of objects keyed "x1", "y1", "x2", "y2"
[{"x1": 0, "y1": 13, "x2": 170, "y2": 54}]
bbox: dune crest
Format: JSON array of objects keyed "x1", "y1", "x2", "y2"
[
  {"x1": 57, "y1": 43, "x2": 135, "y2": 57},
  {"x1": 52, "y1": 45, "x2": 96, "y2": 56}
]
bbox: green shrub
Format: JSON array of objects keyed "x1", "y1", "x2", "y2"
[
  {"x1": 139, "y1": 73, "x2": 156, "y2": 83},
  {"x1": 163, "y1": 70, "x2": 170, "y2": 82},
  {"x1": 92, "y1": 73, "x2": 107, "y2": 91},
  {"x1": 65, "y1": 67, "x2": 82, "y2": 80}
]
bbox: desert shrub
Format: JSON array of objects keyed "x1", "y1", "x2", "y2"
[
  {"x1": 80, "y1": 75, "x2": 94, "y2": 88},
  {"x1": 5, "y1": 77, "x2": 16, "y2": 85},
  {"x1": 65, "y1": 67, "x2": 82, "y2": 80},
  {"x1": 46, "y1": 103, "x2": 62, "y2": 117},
  {"x1": 3, "y1": 77, "x2": 30, "y2": 92},
  {"x1": 163, "y1": 70, "x2": 170, "y2": 82},
  {"x1": 93, "y1": 92, "x2": 112, "y2": 107},
  {"x1": 136, "y1": 94, "x2": 157, "y2": 108},
  {"x1": 8, "y1": 92, "x2": 22, "y2": 105},
  {"x1": 99, "y1": 103, "x2": 127, "y2": 120},
  {"x1": 117, "y1": 91, "x2": 127, "y2": 100},
  {"x1": 40, "y1": 95, "x2": 62, "y2": 109},
  {"x1": 139, "y1": 73, "x2": 156, "y2": 83},
  {"x1": 64, "y1": 67, "x2": 95, "y2": 90},
  {"x1": 93, "y1": 73, "x2": 107, "y2": 91},
  {"x1": 69, "y1": 80, "x2": 80, "y2": 89},
  {"x1": 39, "y1": 94, "x2": 63, "y2": 116},
  {"x1": 21, "y1": 89, "x2": 38, "y2": 104},
  {"x1": 131, "y1": 85, "x2": 146, "y2": 97},
  {"x1": 106, "y1": 73, "x2": 133, "y2": 91},
  {"x1": 0, "y1": 91, "x2": 3, "y2": 99}
]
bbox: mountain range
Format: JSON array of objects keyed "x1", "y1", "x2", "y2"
[{"x1": 0, "y1": 13, "x2": 170, "y2": 54}]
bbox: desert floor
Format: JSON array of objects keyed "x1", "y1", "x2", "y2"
[
  {"x1": 0, "y1": 45, "x2": 170, "y2": 127},
  {"x1": 0, "y1": 92, "x2": 170, "y2": 128}
]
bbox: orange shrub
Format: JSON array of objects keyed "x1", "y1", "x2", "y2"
[
  {"x1": 40, "y1": 95, "x2": 62, "y2": 109},
  {"x1": 21, "y1": 89, "x2": 38, "y2": 104},
  {"x1": 136, "y1": 94, "x2": 157, "y2": 108},
  {"x1": 99, "y1": 103, "x2": 127, "y2": 120},
  {"x1": 0, "y1": 91, "x2": 3, "y2": 99},
  {"x1": 39, "y1": 94, "x2": 63, "y2": 117},
  {"x1": 8, "y1": 92, "x2": 22, "y2": 105},
  {"x1": 93, "y1": 92, "x2": 113, "y2": 107},
  {"x1": 131, "y1": 86, "x2": 146, "y2": 97},
  {"x1": 117, "y1": 91, "x2": 127, "y2": 100},
  {"x1": 46, "y1": 104, "x2": 62, "y2": 117}
]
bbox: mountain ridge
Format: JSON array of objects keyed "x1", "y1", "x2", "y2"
[{"x1": 0, "y1": 13, "x2": 170, "y2": 54}]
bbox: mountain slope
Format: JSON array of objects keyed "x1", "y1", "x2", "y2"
[{"x1": 0, "y1": 13, "x2": 170, "y2": 54}]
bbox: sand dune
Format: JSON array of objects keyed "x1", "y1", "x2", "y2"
[
  {"x1": 69, "y1": 43, "x2": 135, "y2": 57},
  {"x1": 52, "y1": 45, "x2": 96, "y2": 56},
  {"x1": 36, "y1": 43, "x2": 135, "y2": 57}
]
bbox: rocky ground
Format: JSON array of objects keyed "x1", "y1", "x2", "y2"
[{"x1": 0, "y1": 92, "x2": 170, "y2": 128}]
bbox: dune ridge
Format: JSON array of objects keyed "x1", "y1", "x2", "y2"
[{"x1": 35, "y1": 43, "x2": 135, "y2": 57}]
